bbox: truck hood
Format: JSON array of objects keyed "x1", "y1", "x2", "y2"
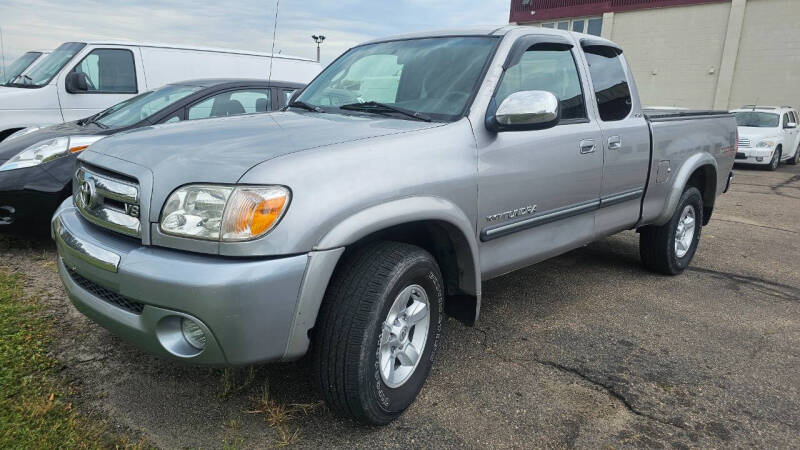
[
  {"x1": 83, "y1": 110, "x2": 441, "y2": 191},
  {"x1": 0, "y1": 84, "x2": 60, "y2": 111}
]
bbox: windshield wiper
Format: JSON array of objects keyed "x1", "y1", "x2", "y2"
[
  {"x1": 288, "y1": 101, "x2": 324, "y2": 113},
  {"x1": 340, "y1": 102, "x2": 432, "y2": 122}
]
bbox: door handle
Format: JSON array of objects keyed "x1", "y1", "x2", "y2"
[
  {"x1": 579, "y1": 139, "x2": 596, "y2": 154},
  {"x1": 608, "y1": 136, "x2": 622, "y2": 150}
]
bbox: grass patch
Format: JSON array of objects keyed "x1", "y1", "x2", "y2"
[{"x1": 0, "y1": 270, "x2": 141, "y2": 448}]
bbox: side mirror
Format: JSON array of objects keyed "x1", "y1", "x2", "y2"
[
  {"x1": 486, "y1": 90, "x2": 560, "y2": 132},
  {"x1": 65, "y1": 71, "x2": 88, "y2": 93},
  {"x1": 786, "y1": 122, "x2": 797, "y2": 129}
]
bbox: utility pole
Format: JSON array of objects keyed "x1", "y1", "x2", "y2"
[
  {"x1": 312, "y1": 35, "x2": 325, "y2": 62},
  {"x1": 0, "y1": 27, "x2": 6, "y2": 81}
]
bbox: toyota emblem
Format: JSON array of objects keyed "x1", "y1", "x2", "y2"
[{"x1": 79, "y1": 178, "x2": 96, "y2": 208}]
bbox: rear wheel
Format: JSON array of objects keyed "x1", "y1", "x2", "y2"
[
  {"x1": 788, "y1": 145, "x2": 800, "y2": 165},
  {"x1": 312, "y1": 241, "x2": 444, "y2": 425},
  {"x1": 639, "y1": 187, "x2": 703, "y2": 275}
]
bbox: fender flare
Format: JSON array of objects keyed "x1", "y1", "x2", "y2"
[
  {"x1": 315, "y1": 196, "x2": 481, "y2": 298},
  {"x1": 652, "y1": 152, "x2": 718, "y2": 226}
]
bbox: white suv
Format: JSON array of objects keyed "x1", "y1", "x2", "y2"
[{"x1": 732, "y1": 106, "x2": 800, "y2": 170}]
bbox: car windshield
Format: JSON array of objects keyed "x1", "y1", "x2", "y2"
[
  {"x1": 734, "y1": 111, "x2": 780, "y2": 128},
  {"x1": 11, "y1": 42, "x2": 86, "y2": 88},
  {"x1": 91, "y1": 84, "x2": 202, "y2": 128},
  {"x1": 295, "y1": 36, "x2": 499, "y2": 122},
  {"x1": 1, "y1": 52, "x2": 43, "y2": 85}
]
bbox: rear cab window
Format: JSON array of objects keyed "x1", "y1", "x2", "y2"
[{"x1": 583, "y1": 45, "x2": 632, "y2": 122}]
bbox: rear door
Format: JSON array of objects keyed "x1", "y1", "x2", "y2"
[
  {"x1": 476, "y1": 36, "x2": 604, "y2": 278},
  {"x1": 581, "y1": 41, "x2": 650, "y2": 236},
  {"x1": 58, "y1": 45, "x2": 144, "y2": 122}
]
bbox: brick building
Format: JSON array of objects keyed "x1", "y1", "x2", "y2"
[{"x1": 510, "y1": 0, "x2": 800, "y2": 110}]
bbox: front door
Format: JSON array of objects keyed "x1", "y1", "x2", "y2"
[
  {"x1": 477, "y1": 40, "x2": 604, "y2": 279},
  {"x1": 58, "y1": 46, "x2": 144, "y2": 122},
  {"x1": 582, "y1": 44, "x2": 650, "y2": 236}
]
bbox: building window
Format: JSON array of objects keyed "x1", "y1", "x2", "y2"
[{"x1": 536, "y1": 17, "x2": 602, "y2": 36}]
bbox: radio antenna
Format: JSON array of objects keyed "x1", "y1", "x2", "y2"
[{"x1": 267, "y1": 0, "x2": 280, "y2": 85}]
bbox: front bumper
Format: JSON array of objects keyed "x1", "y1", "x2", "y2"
[
  {"x1": 53, "y1": 202, "x2": 310, "y2": 366},
  {"x1": 735, "y1": 148, "x2": 774, "y2": 165},
  {"x1": 0, "y1": 158, "x2": 73, "y2": 230}
]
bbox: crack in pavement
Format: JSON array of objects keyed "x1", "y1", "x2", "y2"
[
  {"x1": 529, "y1": 358, "x2": 689, "y2": 432},
  {"x1": 688, "y1": 267, "x2": 800, "y2": 302},
  {"x1": 712, "y1": 217, "x2": 796, "y2": 234}
]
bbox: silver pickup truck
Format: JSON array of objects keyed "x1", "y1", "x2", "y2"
[{"x1": 52, "y1": 27, "x2": 736, "y2": 425}]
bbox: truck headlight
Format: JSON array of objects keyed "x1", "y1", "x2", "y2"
[
  {"x1": 756, "y1": 139, "x2": 776, "y2": 149},
  {"x1": 160, "y1": 184, "x2": 290, "y2": 241},
  {"x1": 0, "y1": 135, "x2": 103, "y2": 172}
]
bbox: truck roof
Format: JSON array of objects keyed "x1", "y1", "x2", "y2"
[
  {"x1": 66, "y1": 40, "x2": 315, "y2": 63},
  {"x1": 167, "y1": 78, "x2": 305, "y2": 89},
  {"x1": 363, "y1": 25, "x2": 618, "y2": 48}
]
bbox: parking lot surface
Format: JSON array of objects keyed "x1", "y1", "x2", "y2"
[{"x1": 2, "y1": 165, "x2": 798, "y2": 448}]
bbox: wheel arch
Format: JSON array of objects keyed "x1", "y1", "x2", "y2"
[
  {"x1": 282, "y1": 197, "x2": 482, "y2": 361},
  {"x1": 652, "y1": 153, "x2": 718, "y2": 226}
]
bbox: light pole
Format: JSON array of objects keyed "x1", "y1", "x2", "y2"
[{"x1": 312, "y1": 35, "x2": 325, "y2": 62}]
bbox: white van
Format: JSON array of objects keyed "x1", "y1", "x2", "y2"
[
  {"x1": 0, "y1": 41, "x2": 321, "y2": 141},
  {"x1": 0, "y1": 50, "x2": 50, "y2": 85}
]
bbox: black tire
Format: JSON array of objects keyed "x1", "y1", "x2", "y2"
[
  {"x1": 312, "y1": 241, "x2": 444, "y2": 425},
  {"x1": 639, "y1": 186, "x2": 703, "y2": 275},
  {"x1": 788, "y1": 146, "x2": 800, "y2": 165},
  {"x1": 766, "y1": 147, "x2": 781, "y2": 171}
]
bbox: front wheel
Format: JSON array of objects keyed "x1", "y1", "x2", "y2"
[
  {"x1": 639, "y1": 187, "x2": 703, "y2": 275},
  {"x1": 767, "y1": 147, "x2": 781, "y2": 171},
  {"x1": 312, "y1": 241, "x2": 443, "y2": 425}
]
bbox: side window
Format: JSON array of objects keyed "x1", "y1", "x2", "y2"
[
  {"x1": 187, "y1": 89, "x2": 271, "y2": 120},
  {"x1": 71, "y1": 49, "x2": 136, "y2": 93},
  {"x1": 162, "y1": 115, "x2": 182, "y2": 124},
  {"x1": 283, "y1": 89, "x2": 297, "y2": 107},
  {"x1": 783, "y1": 113, "x2": 791, "y2": 128},
  {"x1": 791, "y1": 111, "x2": 798, "y2": 124},
  {"x1": 495, "y1": 46, "x2": 587, "y2": 121},
  {"x1": 583, "y1": 46, "x2": 632, "y2": 122}
]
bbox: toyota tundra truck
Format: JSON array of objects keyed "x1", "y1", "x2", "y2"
[{"x1": 52, "y1": 27, "x2": 736, "y2": 425}]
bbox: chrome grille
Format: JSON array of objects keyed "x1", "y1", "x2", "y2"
[
  {"x1": 74, "y1": 166, "x2": 141, "y2": 238},
  {"x1": 738, "y1": 138, "x2": 751, "y2": 148},
  {"x1": 67, "y1": 267, "x2": 144, "y2": 314}
]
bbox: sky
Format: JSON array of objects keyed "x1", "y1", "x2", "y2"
[{"x1": 0, "y1": 0, "x2": 510, "y2": 68}]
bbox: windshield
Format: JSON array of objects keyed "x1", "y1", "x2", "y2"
[
  {"x1": 296, "y1": 36, "x2": 499, "y2": 121},
  {"x1": 92, "y1": 84, "x2": 202, "y2": 128},
  {"x1": 12, "y1": 42, "x2": 86, "y2": 88},
  {"x1": 1, "y1": 52, "x2": 43, "y2": 85},
  {"x1": 734, "y1": 111, "x2": 780, "y2": 128}
]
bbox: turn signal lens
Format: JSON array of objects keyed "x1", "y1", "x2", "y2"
[
  {"x1": 69, "y1": 145, "x2": 90, "y2": 153},
  {"x1": 221, "y1": 186, "x2": 290, "y2": 241}
]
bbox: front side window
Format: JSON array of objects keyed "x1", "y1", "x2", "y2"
[
  {"x1": 584, "y1": 46, "x2": 632, "y2": 122},
  {"x1": 188, "y1": 89, "x2": 271, "y2": 120},
  {"x1": 17, "y1": 42, "x2": 86, "y2": 87},
  {"x1": 92, "y1": 84, "x2": 201, "y2": 128},
  {"x1": 783, "y1": 113, "x2": 791, "y2": 128},
  {"x1": 296, "y1": 37, "x2": 499, "y2": 122},
  {"x1": 495, "y1": 46, "x2": 586, "y2": 121},
  {"x1": 1, "y1": 52, "x2": 43, "y2": 85},
  {"x1": 71, "y1": 49, "x2": 137, "y2": 93},
  {"x1": 733, "y1": 112, "x2": 780, "y2": 128}
]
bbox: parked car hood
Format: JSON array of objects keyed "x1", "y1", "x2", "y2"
[
  {"x1": 737, "y1": 126, "x2": 781, "y2": 141},
  {"x1": 83, "y1": 111, "x2": 442, "y2": 187},
  {"x1": 0, "y1": 84, "x2": 60, "y2": 111}
]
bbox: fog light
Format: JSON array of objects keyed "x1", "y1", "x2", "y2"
[
  {"x1": 756, "y1": 157, "x2": 764, "y2": 162},
  {"x1": 181, "y1": 318, "x2": 207, "y2": 350}
]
